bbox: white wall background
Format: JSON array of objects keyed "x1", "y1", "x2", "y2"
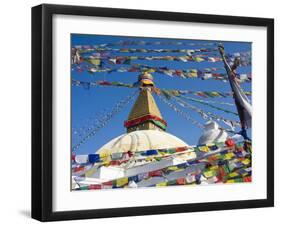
[{"x1": 0, "y1": 0, "x2": 279, "y2": 225}]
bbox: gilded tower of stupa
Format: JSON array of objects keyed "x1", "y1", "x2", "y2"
[{"x1": 124, "y1": 72, "x2": 167, "y2": 133}]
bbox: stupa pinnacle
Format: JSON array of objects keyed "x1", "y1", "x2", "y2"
[{"x1": 124, "y1": 72, "x2": 167, "y2": 133}]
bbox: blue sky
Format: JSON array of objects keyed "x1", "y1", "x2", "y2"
[{"x1": 71, "y1": 34, "x2": 251, "y2": 155}]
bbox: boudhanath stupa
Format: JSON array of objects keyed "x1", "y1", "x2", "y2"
[
  {"x1": 97, "y1": 72, "x2": 188, "y2": 154},
  {"x1": 72, "y1": 72, "x2": 252, "y2": 190}
]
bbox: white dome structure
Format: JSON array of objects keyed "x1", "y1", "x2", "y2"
[
  {"x1": 97, "y1": 130, "x2": 188, "y2": 155},
  {"x1": 198, "y1": 121, "x2": 228, "y2": 145}
]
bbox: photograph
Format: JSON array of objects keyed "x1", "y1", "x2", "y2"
[{"x1": 71, "y1": 34, "x2": 252, "y2": 191}]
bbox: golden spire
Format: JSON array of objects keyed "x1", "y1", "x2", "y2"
[{"x1": 124, "y1": 72, "x2": 167, "y2": 133}]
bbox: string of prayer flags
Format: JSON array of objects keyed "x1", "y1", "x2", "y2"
[
  {"x1": 83, "y1": 58, "x2": 101, "y2": 66},
  {"x1": 157, "y1": 94, "x2": 205, "y2": 129},
  {"x1": 72, "y1": 145, "x2": 190, "y2": 166},
  {"x1": 73, "y1": 41, "x2": 216, "y2": 50},
  {"x1": 73, "y1": 140, "x2": 252, "y2": 190},
  {"x1": 78, "y1": 47, "x2": 218, "y2": 54},
  {"x1": 172, "y1": 96, "x2": 240, "y2": 124},
  {"x1": 158, "y1": 94, "x2": 240, "y2": 131},
  {"x1": 160, "y1": 89, "x2": 251, "y2": 99},
  {"x1": 79, "y1": 54, "x2": 251, "y2": 66},
  {"x1": 72, "y1": 79, "x2": 251, "y2": 100},
  {"x1": 179, "y1": 95, "x2": 238, "y2": 115},
  {"x1": 74, "y1": 43, "x2": 250, "y2": 59},
  {"x1": 73, "y1": 48, "x2": 251, "y2": 67},
  {"x1": 72, "y1": 61, "x2": 251, "y2": 82},
  {"x1": 71, "y1": 79, "x2": 135, "y2": 89},
  {"x1": 72, "y1": 90, "x2": 138, "y2": 150}
]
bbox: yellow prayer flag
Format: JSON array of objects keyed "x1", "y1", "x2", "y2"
[
  {"x1": 130, "y1": 56, "x2": 138, "y2": 60},
  {"x1": 85, "y1": 167, "x2": 97, "y2": 177},
  {"x1": 203, "y1": 170, "x2": 215, "y2": 178},
  {"x1": 226, "y1": 179, "x2": 235, "y2": 183},
  {"x1": 116, "y1": 177, "x2": 128, "y2": 187},
  {"x1": 99, "y1": 152, "x2": 108, "y2": 158},
  {"x1": 228, "y1": 172, "x2": 239, "y2": 178},
  {"x1": 147, "y1": 69, "x2": 156, "y2": 73},
  {"x1": 210, "y1": 92, "x2": 220, "y2": 97},
  {"x1": 194, "y1": 57, "x2": 204, "y2": 62},
  {"x1": 189, "y1": 72, "x2": 198, "y2": 77},
  {"x1": 224, "y1": 152, "x2": 235, "y2": 160},
  {"x1": 199, "y1": 146, "x2": 209, "y2": 152},
  {"x1": 242, "y1": 159, "x2": 251, "y2": 165},
  {"x1": 145, "y1": 156, "x2": 154, "y2": 161},
  {"x1": 88, "y1": 58, "x2": 100, "y2": 66},
  {"x1": 167, "y1": 166, "x2": 178, "y2": 171},
  {"x1": 174, "y1": 168, "x2": 185, "y2": 173},
  {"x1": 102, "y1": 161, "x2": 110, "y2": 166},
  {"x1": 209, "y1": 165, "x2": 219, "y2": 171},
  {"x1": 156, "y1": 182, "x2": 167, "y2": 187},
  {"x1": 158, "y1": 151, "x2": 167, "y2": 156}
]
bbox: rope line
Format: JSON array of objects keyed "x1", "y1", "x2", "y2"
[
  {"x1": 179, "y1": 95, "x2": 237, "y2": 115},
  {"x1": 72, "y1": 90, "x2": 138, "y2": 150},
  {"x1": 157, "y1": 94, "x2": 204, "y2": 129}
]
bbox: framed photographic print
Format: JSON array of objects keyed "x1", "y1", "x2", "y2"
[{"x1": 32, "y1": 4, "x2": 274, "y2": 221}]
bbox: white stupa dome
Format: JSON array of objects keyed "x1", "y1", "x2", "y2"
[
  {"x1": 198, "y1": 121, "x2": 228, "y2": 145},
  {"x1": 96, "y1": 130, "x2": 188, "y2": 155}
]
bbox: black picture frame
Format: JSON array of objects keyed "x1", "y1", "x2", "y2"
[{"x1": 32, "y1": 4, "x2": 274, "y2": 222}]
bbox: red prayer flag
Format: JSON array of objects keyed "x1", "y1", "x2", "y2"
[
  {"x1": 89, "y1": 184, "x2": 102, "y2": 190},
  {"x1": 149, "y1": 170, "x2": 162, "y2": 177},
  {"x1": 176, "y1": 177, "x2": 186, "y2": 185}
]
